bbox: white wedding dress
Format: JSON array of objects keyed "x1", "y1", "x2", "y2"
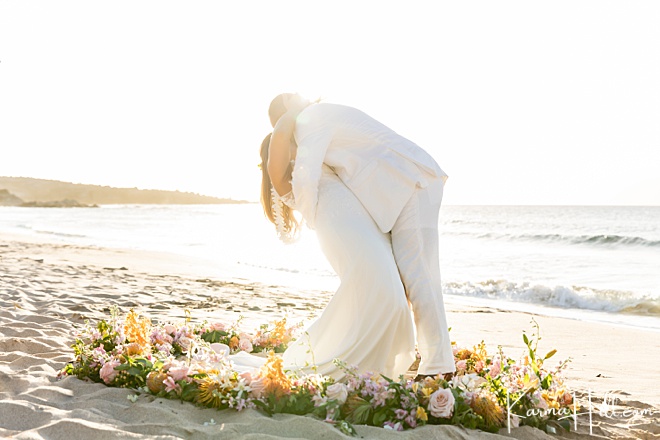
[{"x1": 231, "y1": 165, "x2": 416, "y2": 381}]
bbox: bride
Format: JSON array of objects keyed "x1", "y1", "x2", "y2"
[{"x1": 247, "y1": 94, "x2": 454, "y2": 381}]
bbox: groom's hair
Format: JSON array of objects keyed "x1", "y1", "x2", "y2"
[{"x1": 268, "y1": 93, "x2": 292, "y2": 127}]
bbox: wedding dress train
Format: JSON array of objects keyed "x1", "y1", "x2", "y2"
[{"x1": 232, "y1": 166, "x2": 416, "y2": 381}]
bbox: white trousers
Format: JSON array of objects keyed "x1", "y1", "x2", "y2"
[{"x1": 391, "y1": 177, "x2": 455, "y2": 375}]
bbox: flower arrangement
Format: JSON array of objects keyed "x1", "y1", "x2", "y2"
[{"x1": 61, "y1": 311, "x2": 575, "y2": 436}]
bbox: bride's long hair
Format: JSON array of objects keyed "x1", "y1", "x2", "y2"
[{"x1": 259, "y1": 133, "x2": 299, "y2": 237}]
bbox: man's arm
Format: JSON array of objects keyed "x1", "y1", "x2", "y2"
[{"x1": 289, "y1": 104, "x2": 339, "y2": 227}]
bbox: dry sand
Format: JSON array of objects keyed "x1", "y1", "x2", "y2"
[{"x1": 1, "y1": 233, "x2": 658, "y2": 439}]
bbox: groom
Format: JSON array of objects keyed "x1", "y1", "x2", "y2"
[{"x1": 269, "y1": 94, "x2": 456, "y2": 380}]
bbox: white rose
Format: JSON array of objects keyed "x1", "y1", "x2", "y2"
[
  {"x1": 428, "y1": 388, "x2": 455, "y2": 418},
  {"x1": 326, "y1": 382, "x2": 348, "y2": 404}
]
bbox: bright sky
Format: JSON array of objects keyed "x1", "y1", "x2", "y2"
[{"x1": 1, "y1": 1, "x2": 658, "y2": 205}]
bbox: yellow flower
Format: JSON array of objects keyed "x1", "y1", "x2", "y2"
[
  {"x1": 542, "y1": 390, "x2": 561, "y2": 410},
  {"x1": 417, "y1": 406, "x2": 428, "y2": 422},
  {"x1": 521, "y1": 374, "x2": 540, "y2": 390}
]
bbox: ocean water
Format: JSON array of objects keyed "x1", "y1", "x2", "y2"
[{"x1": 2, "y1": 204, "x2": 659, "y2": 330}]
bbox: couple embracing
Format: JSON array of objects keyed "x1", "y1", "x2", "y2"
[{"x1": 255, "y1": 93, "x2": 455, "y2": 382}]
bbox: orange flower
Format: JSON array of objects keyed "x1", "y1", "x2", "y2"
[
  {"x1": 123, "y1": 310, "x2": 151, "y2": 353},
  {"x1": 260, "y1": 351, "x2": 291, "y2": 398}
]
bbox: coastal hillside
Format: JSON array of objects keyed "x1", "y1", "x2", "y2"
[{"x1": 0, "y1": 177, "x2": 246, "y2": 205}]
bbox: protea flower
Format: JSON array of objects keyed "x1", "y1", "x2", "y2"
[
  {"x1": 471, "y1": 394, "x2": 505, "y2": 428},
  {"x1": 146, "y1": 371, "x2": 167, "y2": 393}
]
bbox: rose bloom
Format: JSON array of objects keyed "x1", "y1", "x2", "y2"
[
  {"x1": 208, "y1": 322, "x2": 226, "y2": 332},
  {"x1": 455, "y1": 359, "x2": 468, "y2": 372},
  {"x1": 428, "y1": 388, "x2": 455, "y2": 418},
  {"x1": 167, "y1": 365, "x2": 191, "y2": 381},
  {"x1": 99, "y1": 359, "x2": 121, "y2": 384},
  {"x1": 239, "y1": 371, "x2": 253, "y2": 385},
  {"x1": 249, "y1": 376, "x2": 267, "y2": 399},
  {"x1": 176, "y1": 334, "x2": 194, "y2": 352},
  {"x1": 239, "y1": 338, "x2": 253, "y2": 353},
  {"x1": 326, "y1": 382, "x2": 348, "y2": 404},
  {"x1": 163, "y1": 324, "x2": 177, "y2": 335}
]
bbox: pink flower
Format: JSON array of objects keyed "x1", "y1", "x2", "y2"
[
  {"x1": 91, "y1": 346, "x2": 106, "y2": 362},
  {"x1": 163, "y1": 324, "x2": 177, "y2": 334},
  {"x1": 99, "y1": 359, "x2": 120, "y2": 384},
  {"x1": 474, "y1": 360, "x2": 485, "y2": 373},
  {"x1": 249, "y1": 376, "x2": 267, "y2": 399},
  {"x1": 208, "y1": 322, "x2": 226, "y2": 332},
  {"x1": 239, "y1": 371, "x2": 253, "y2": 385},
  {"x1": 164, "y1": 376, "x2": 181, "y2": 394},
  {"x1": 488, "y1": 360, "x2": 501, "y2": 378},
  {"x1": 239, "y1": 338, "x2": 253, "y2": 353},
  {"x1": 167, "y1": 365, "x2": 191, "y2": 381},
  {"x1": 456, "y1": 360, "x2": 467, "y2": 372},
  {"x1": 533, "y1": 390, "x2": 549, "y2": 410},
  {"x1": 428, "y1": 388, "x2": 455, "y2": 418},
  {"x1": 176, "y1": 334, "x2": 193, "y2": 352}
]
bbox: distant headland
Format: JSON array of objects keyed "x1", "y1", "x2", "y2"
[{"x1": 0, "y1": 177, "x2": 248, "y2": 207}]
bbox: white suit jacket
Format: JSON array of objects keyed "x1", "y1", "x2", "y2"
[{"x1": 292, "y1": 103, "x2": 447, "y2": 233}]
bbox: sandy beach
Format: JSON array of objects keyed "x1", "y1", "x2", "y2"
[{"x1": 1, "y1": 233, "x2": 658, "y2": 439}]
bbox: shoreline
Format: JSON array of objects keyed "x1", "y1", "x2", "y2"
[{"x1": 1, "y1": 233, "x2": 658, "y2": 439}]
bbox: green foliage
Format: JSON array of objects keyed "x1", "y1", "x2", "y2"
[{"x1": 201, "y1": 330, "x2": 230, "y2": 344}]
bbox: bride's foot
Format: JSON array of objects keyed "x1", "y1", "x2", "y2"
[{"x1": 414, "y1": 372, "x2": 454, "y2": 382}]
